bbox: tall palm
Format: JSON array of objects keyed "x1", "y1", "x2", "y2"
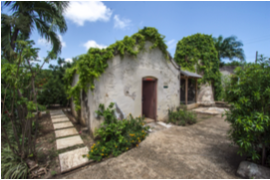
[
  {"x1": 1, "y1": 1, "x2": 69, "y2": 61},
  {"x1": 213, "y1": 35, "x2": 245, "y2": 63}
]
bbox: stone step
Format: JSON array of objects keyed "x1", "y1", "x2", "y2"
[
  {"x1": 55, "y1": 127, "x2": 78, "y2": 138},
  {"x1": 51, "y1": 117, "x2": 70, "y2": 123},
  {"x1": 56, "y1": 135, "x2": 84, "y2": 150},
  {"x1": 50, "y1": 110, "x2": 63, "y2": 114},
  {"x1": 50, "y1": 114, "x2": 66, "y2": 118},
  {"x1": 59, "y1": 147, "x2": 91, "y2": 173},
  {"x1": 53, "y1": 121, "x2": 73, "y2": 130},
  {"x1": 157, "y1": 122, "x2": 172, "y2": 128}
]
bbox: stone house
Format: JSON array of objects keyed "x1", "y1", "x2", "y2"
[
  {"x1": 70, "y1": 33, "x2": 215, "y2": 135},
  {"x1": 71, "y1": 41, "x2": 182, "y2": 135}
]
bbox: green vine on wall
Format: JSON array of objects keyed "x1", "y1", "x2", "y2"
[
  {"x1": 63, "y1": 27, "x2": 170, "y2": 110},
  {"x1": 174, "y1": 33, "x2": 222, "y2": 100}
]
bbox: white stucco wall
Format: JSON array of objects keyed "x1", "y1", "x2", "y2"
[
  {"x1": 71, "y1": 73, "x2": 79, "y2": 120},
  {"x1": 83, "y1": 42, "x2": 180, "y2": 134}
]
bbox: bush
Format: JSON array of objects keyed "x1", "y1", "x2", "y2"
[
  {"x1": 1, "y1": 145, "x2": 28, "y2": 179},
  {"x1": 37, "y1": 58, "x2": 71, "y2": 107},
  {"x1": 85, "y1": 103, "x2": 149, "y2": 162},
  {"x1": 168, "y1": 107, "x2": 197, "y2": 126},
  {"x1": 224, "y1": 56, "x2": 270, "y2": 166}
]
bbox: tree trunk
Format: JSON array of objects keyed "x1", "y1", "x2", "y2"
[
  {"x1": 262, "y1": 144, "x2": 266, "y2": 165},
  {"x1": 11, "y1": 28, "x2": 19, "y2": 51}
]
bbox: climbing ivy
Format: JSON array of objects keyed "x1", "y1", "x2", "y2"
[
  {"x1": 63, "y1": 27, "x2": 169, "y2": 110},
  {"x1": 174, "y1": 33, "x2": 222, "y2": 100}
]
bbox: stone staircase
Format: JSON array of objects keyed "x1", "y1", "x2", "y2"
[{"x1": 50, "y1": 110, "x2": 90, "y2": 173}]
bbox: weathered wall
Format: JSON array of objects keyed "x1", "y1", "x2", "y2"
[
  {"x1": 85, "y1": 42, "x2": 180, "y2": 134},
  {"x1": 71, "y1": 74, "x2": 79, "y2": 121},
  {"x1": 197, "y1": 83, "x2": 215, "y2": 106},
  {"x1": 79, "y1": 90, "x2": 88, "y2": 127},
  {"x1": 70, "y1": 74, "x2": 88, "y2": 126}
]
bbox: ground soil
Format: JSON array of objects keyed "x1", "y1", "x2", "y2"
[
  {"x1": 62, "y1": 115, "x2": 245, "y2": 179},
  {"x1": 34, "y1": 113, "x2": 60, "y2": 178}
]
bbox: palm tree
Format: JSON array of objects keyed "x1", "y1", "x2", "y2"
[
  {"x1": 1, "y1": 1, "x2": 69, "y2": 62},
  {"x1": 213, "y1": 35, "x2": 245, "y2": 64}
]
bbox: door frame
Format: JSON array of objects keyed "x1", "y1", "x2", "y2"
[{"x1": 141, "y1": 76, "x2": 158, "y2": 121}]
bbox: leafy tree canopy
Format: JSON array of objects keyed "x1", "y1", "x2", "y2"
[
  {"x1": 213, "y1": 35, "x2": 245, "y2": 65},
  {"x1": 1, "y1": 1, "x2": 68, "y2": 60},
  {"x1": 224, "y1": 55, "x2": 270, "y2": 165},
  {"x1": 37, "y1": 58, "x2": 73, "y2": 107},
  {"x1": 174, "y1": 33, "x2": 222, "y2": 100}
]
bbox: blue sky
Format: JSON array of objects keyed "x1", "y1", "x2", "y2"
[{"x1": 2, "y1": 1, "x2": 270, "y2": 69}]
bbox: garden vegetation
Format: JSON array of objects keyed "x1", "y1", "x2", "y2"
[
  {"x1": 84, "y1": 103, "x2": 149, "y2": 162},
  {"x1": 1, "y1": 2, "x2": 69, "y2": 178},
  {"x1": 168, "y1": 107, "x2": 197, "y2": 126},
  {"x1": 174, "y1": 33, "x2": 223, "y2": 100},
  {"x1": 224, "y1": 55, "x2": 270, "y2": 166}
]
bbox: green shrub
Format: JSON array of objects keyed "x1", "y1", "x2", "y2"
[
  {"x1": 224, "y1": 56, "x2": 270, "y2": 165},
  {"x1": 168, "y1": 107, "x2": 197, "y2": 126},
  {"x1": 85, "y1": 103, "x2": 149, "y2": 162},
  {"x1": 1, "y1": 146, "x2": 28, "y2": 179}
]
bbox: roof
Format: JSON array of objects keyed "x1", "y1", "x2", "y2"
[{"x1": 181, "y1": 70, "x2": 202, "y2": 78}]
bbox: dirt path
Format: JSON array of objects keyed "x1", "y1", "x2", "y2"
[{"x1": 62, "y1": 116, "x2": 244, "y2": 179}]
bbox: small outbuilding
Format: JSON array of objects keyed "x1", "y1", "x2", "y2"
[
  {"x1": 71, "y1": 40, "x2": 182, "y2": 135},
  {"x1": 69, "y1": 28, "x2": 214, "y2": 136}
]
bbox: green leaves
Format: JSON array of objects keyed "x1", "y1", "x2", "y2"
[
  {"x1": 87, "y1": 103, "x2": 150, "y2": 162},
  {"x1": 168, "y1": 107, "x2": 197, "y2": 126},
  {"x1": 174, "y1": 33, "x2": 222, "y2": 100},
  {"x1": 1, "y1": 145, "x2": 28, "y2": 179},
  {"x1": 225, "y1": 59, "x2": 270, "y2": 164}
]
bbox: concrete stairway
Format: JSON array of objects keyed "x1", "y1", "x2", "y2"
[{"x1": 50, "y1": 110, "x2": 90, "y2": 173}]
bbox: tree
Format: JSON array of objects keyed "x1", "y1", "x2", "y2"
[
  {"x1": 1, "y1": 39, "x2": 51, "y2": 158},
  {"x1": 37, "y1": 57, "x2": 72, "y2": 107},
  {"x1": 213, "y1": 35, "x2": 245, "y2": 65},
  {"x1": 1, "y1": 1, "x2": 69, "y2": 61},
  {"x1": 224, "y1": 55, "x2": 270, "y2": 166},
  {"x1": 174, "y1": 33, "x2": 222, "y2": 100},
  {"x1": 1, "y1": 2, "x2": 69, "y2": 178}
]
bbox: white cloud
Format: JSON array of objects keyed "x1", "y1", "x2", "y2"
[
  {"x1": 58, "y1": 35, "x2": 66, "y2": 48},
  {"x1": 83, "y1": 40, "x2": 107, "y2": 50},
  {"x1": 113, "y1": 15, "x2": 131, "y2": 29},
  {"x1": 65, "y1": 58, "x2": 72, "y2": 63},
  {"x1": 38, "y1": 38, "x2": 50, "y2": 46},
  {"x1": 37, "y1": 34, "x2": 66, "y2": 48},
  {"x1": 64, "y1": 1, "x2": 112, "y2": 26},
  {"x1": 167, "y1": 39, "x2": 176, "y2": 50}
]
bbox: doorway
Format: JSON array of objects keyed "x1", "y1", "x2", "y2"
[{"x1": 142, "y1": 77, "x2": 157, "y2": 121}]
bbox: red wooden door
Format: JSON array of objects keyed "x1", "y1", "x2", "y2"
[{"x1": 142, "y1": 79, "x2": 157, "y2": 120}]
